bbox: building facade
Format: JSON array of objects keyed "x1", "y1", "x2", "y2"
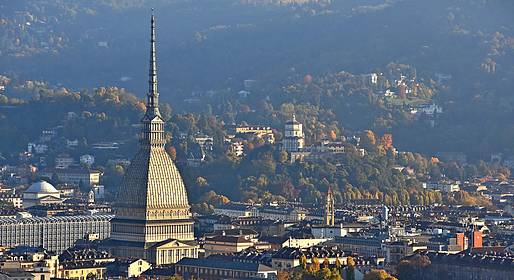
[
  {"x1": 0, "y1": 214, "x2": 113, "y2": 253},
  {"x1": 22, "y1": 181, "x2": 62, "y2": 209},
  {"x1": 271, "y1": 246, "x2": 349, "y2": 271},
  {"x1": 282, "y1": 115, "x2": 305, "y2": 152},
  {"x1": 0, "y1": 194, "x2": 22, "y2": 208},
  {"x1": 402, "y1": 252, "x2": 514, "y2": 280},
  {"x1": 175, "y1": 258, "x2": 277, "y2": 280},
  {"x1": 40, "y1": 168, "x2": 101, "y2": 187}
]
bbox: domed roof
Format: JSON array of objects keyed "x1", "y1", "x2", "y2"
[
  {"x1": 286, "y1": 114, "x2": 300, "y2": 125},
  {"x1": 114, "y1": 148, "x2": 190, "y2": 213},
  {"x1": 25, "y1": 180, "x2": 59, "y2": 194}
]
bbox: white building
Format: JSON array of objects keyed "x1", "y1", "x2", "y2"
[
  {"x1": 195, "y1": 135, "x2": 214, "y2": 151},
  {"x1": 415, "y1": 104, "x2": 443, "y2": 116},
  {"x1": 311, "y1": 225, "x2": 348, "y2": 239},
  {"x1": 66, "y1": 139, "x2": 79, "y2": 148},
  {"x1": 229, "y1": 141, "x2": 245, "y2": 157},
  {"x1": 424, "y1": 182, "x2": 460, "y2": 192},
  {"x1": 281, "y1": 237, "x2": 328, "y2": 249},
  {"x1": 282, "y1": 115, "x2": 305, "y2": 153},
  {"x1": 0, "y1": 214, "x2": 113, "y2": 253},
  {"x1": 80, "y1": 154, "x2": 95, "y2": 166},
  {"x1": 55, "y1": 154, "x2": 74, "y2": 169},
  {"x1": 91, "y1": 185, "x2": 105, "y2": 200},
  {"x1": 27, "y1": 143, "x2": 48, "y2": 154}
]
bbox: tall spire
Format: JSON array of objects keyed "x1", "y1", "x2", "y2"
[
  {"x1": 147, "y1": 9, "x2": 160, "y2": 118},
  {"x1": 140, "y1": 10, "x2": 165, "y2": 148}
]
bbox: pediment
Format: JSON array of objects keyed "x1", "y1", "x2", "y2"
[{"x1": 152, "y1": 239, "x2": 195, "y2": 249}]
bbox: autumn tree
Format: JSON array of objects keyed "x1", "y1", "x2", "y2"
[
  {"x1": 277, "y1": 271, "x2": 290, "y2": 280},
  {"x1": 166, "y1": 145, "x2": 177, "y2": 161},
  {"x1": 329, "y1": 130, "x2": 337, "y2": 141},
  {"x1": 397, "y1": 254, "x2": 431, "y2": 280},
  {"x1": 345, "y1": 256, "x2": 356, "y2": 280},
  {"x1": 360, "y1": 130, "x2": 377, "y2": 152},
  {"x1": 308, "y1": 257, "x2": 320, "y2": 273},
  {"x1": 379, "y1": 134, "x2": 393, "y2": 150},
  {"x1": 300, "y1": 254, "x2": 307, "y2": 270},
  {"x1": 363, "y1": 270, "x2": 397, "y2": 280}
]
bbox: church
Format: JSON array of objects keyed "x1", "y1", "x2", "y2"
[{"x1": 104, "y1": 12, "x2": 198, "y2": 265}]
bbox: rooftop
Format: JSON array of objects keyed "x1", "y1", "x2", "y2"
[{"x1": 176, "y1": 257, "x2": 275, "y2": 272}]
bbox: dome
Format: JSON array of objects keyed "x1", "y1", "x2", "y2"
[
  {"x1": 115, "y1": 148, "x2": 190, "y2": 212},
  {"x1": 286, "y1": 114, "x2": 300, "y2": 125},
  {"x1": 25, "y1": 180, "x2": 59, "y2": 194}
]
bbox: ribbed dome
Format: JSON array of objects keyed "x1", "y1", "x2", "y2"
[
  {"x1": 114, "y1": 147, "x2": 190, "y2": 212},
  {"x1": 25, "y1": 180, "x2": 59, "y2": 194}
]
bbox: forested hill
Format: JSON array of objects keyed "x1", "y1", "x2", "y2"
[
  {"x1": 1, "y1": 0, "x2": 514, "y2": 160},
  {"x1": 1, "y1": 0, "x2": 513, "y2": 95},
  {"x1": 0, "y1": 81, "x2": 171, "y2": 154},
  {"x1": 0, "y1": 77, "x2": 508, "y2": 212}
]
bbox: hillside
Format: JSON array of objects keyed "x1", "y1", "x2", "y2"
[{"x1": 1, "y1": 0, "x2": 514, "y2": 161}]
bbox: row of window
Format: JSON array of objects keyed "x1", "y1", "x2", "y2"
[{"x1": 178, "y1": 267, "x2": 255, "y2": 278}]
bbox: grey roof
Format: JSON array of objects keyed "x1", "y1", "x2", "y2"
[
  {"x1": 417, "y1": 251, "x2": 514, "y2": 271},
  {"x1": 272, "y1": 246, "x2": 348, "y2": 259},
  {"x1": 25, "y1": 180, "x2": 58, "y2": 194},
  {"x1": 176, "y1": 257, "x2": 275, "y2": 272}
]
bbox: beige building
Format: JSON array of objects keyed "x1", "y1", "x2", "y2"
[
  {"x1": 58, "y1": 248, "x2": 115, "y2": 280},
  {"x1": 234, "y1": 125, "x2": 275, "y2": 144},
  {"x1": 40, "y1": 168, "x2": 101, "y2": 187},
  {"x1": 213, "y1": 204, "x2": 306, "y2": 221},
  {"x1": 104, "y1": 13, "x2": 197, "y2": 265},
  {"x1": 203, "y1": 236, "x2": 255, "y2": 257},
  {"x1": 60, "y1": 263, "x2": 109, "y2": 280}
]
